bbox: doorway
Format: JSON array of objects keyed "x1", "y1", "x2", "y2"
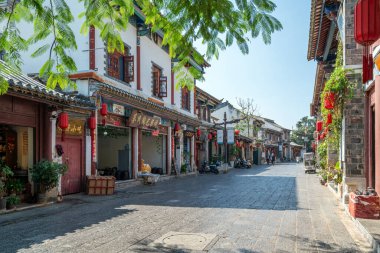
[{"x1": 57, "y1": 138, "x2": 83, "y2": 195}]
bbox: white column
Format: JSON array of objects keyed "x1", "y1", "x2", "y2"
[
  {"x1": 191, "y1": 135, "x2": 195, "y2": 171},
  {"x1": 133, "y1": 127, "x2": 139, "y2": 179},
  {"x1": 167, "y1": 127, "x2": 172, "y2": 175},
  {"x1": 85, "y1": 135, "x2": 91, "y2": 176}
]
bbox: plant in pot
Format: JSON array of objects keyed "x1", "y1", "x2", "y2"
[
  {"x1": 30, "y1": 160, "x2": 67, "y2": 203},
  {"x1": 0, "y1": 160, "x2": 13, "y2": 181},
  {"x1": 180, "y1": 164, "x2": 187, "y2": 174},
  {"x1": 6, "y1": 178, "x2": 23, "y2": 196},
  {"x1": 229, "y1": 145, "x2": 239, "y2": 167},
  {"x1": 6, "y1": 195, "x2": 20, "y2": 210}
]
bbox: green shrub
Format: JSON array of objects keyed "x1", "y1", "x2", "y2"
[{"x1": 31, "y1": 160, "x2": 67, "y2": 193}]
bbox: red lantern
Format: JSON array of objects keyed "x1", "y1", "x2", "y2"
[
  {"x1": 354, "y1": 0, "x2": 380, "y2": 45},
  {"x1": 100, "y1": 103, "x2": 108, "y2": 117},
  {"x1": 208, "y1": 133, "x2": 213, "y2": 140},
  {"x1": 88, "y1": 116, "x2": 96, "y2": 130},
  {"x1": 196, "y1": 129, "x2": 201, "y2": 137},
  {"x1": 316, "y1": 121, "x2": 323, "y2": 132},
  {"x1": 326, "y1": 113, "x2": 332, "y2": 125},
  {"x1": 58, "y1": 112, "x2": 69, "y2": 141},
  {"x1": 324, "y1": 92, "x2": 335, "y2": 110},
  {"x1": 174, "y1": 122, "x2": 181, "y2": 132},
  {"x1": 354, "y1": 0, "x2": 380, "y2": 83},
  {"x1": 234, "y1": 129, "x2": 240, "y2": 135}
]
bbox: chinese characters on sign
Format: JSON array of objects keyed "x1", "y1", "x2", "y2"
[
  {"x1": 128, "y1": 110, "x2": 160, "y2": 129},
  {"x1": 57, "y1": 119, "x2": 84, "y2": 136},
  {"x1": 217, "y1": 130, "x2": 223, "y2": 144},
  {"x1": 227, "y1": 129, "x2": 234, "y2": 144}
]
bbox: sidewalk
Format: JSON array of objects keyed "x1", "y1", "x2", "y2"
[{"x1": 327, "y1": 182, "x2": 380, "y2": 252}]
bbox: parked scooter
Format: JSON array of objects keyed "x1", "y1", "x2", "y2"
[
  {"x1": 234, "y1": 158, "x2": 251, "y2": 169},
  {"x1": 199, "y1": 161, "x2": 219, "y2": 174},
  {"x1": 209, "y1": 161, "x2": 220, "y2": 174}
]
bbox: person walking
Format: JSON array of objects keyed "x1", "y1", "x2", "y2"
[
  {"x1": 271, "y1": 151, "x2": 275, "y2": 165},
  {"x1": 266, "y1": 150, "x2": 270, "y2": 165}
]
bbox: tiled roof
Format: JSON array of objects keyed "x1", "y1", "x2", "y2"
[{"x1": 0, "y1": 60, "x2": 93, "y2": 107}]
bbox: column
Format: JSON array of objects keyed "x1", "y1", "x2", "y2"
[
  {"x1": 132, "y1": 127, "x2": 139, "y2": 179},
  {"x1": 191, "y1": 135, "x2": 195, "y2": 171},
  {"x1": 167, "y1": 126, "x2": 172, "y2": 175},
  {"x1": 375, "y1": 76, "x2": 380, "y2": 193},
  {"x1": 205, "y1": 139, "x2": 209, "y2": 162}
]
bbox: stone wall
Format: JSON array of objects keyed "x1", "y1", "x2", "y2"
[
  {"x1": 344, "y1": 0, "x2": 362, "y2": 67},
  {"x1": 341, "y1": 0, "x2": 366, "y2": 202}
]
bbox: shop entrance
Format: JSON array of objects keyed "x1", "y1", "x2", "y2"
[
  {"x1": 141, "y1": 131, "x2": 167, "y2": 174},
  {"x1": 57, "y1": 138, "x2": 83, "y2": 195},
  {"x1": 98, "y1": 126, "x2": 131, "y2": 180}
]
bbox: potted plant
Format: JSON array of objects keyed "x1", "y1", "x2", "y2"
[
  {"x1": 30, "y1": 160, "x2": 67, "y2": 203},
  {"x1": 180, "y1": 164, "x2": 187, "y2": 174},
  {"x1": 0, "y1": 160, "x2": 13, "y2": 181},
  {"x1": 229, "y1": 145, "x2": 239, "y2": 167},
  {"x1": 6, "y1": 178, "x2": 23, "y2": 196},
  {"x1": 6, "y1": 195, "x2": 19, "y2": 210},
  {"x1": 0, "y1": 181, "x2": 6, "y2": 211}
]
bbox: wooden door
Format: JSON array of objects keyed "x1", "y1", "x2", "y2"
[{"x1": 57, "y1": 138, "x2": 83, "y2": 195}]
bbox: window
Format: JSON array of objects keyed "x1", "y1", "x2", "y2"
[
  {"x1": 152, "y1": 33, "x2": 163, "y2": 46},
  {"x1": 202, "y1": 107, "x2": 207, "y2": 121},
  {"x1": 181, "y1": 87, "x2": 191, "y2": 111},
  {"x1": 107, "y1": 46, "x2": 134, "y2": 83},
  {"x1": 152, "y1": 65, "x2": 167, "y2": 97}
]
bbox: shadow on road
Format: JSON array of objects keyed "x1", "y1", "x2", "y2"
[{"x1": 0, "y1": 164, "x2": 302, "y2": 252}]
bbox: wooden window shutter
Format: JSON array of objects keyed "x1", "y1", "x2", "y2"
[
  {"x1": 153, "y1": 71, "x2": 160, "y2": 96},
  {"x1": 108, "y1": 52, "x2": 120, "y2": 79},
  {"x1": 124, "y1": 55, "x2": 134, "y2": 82},
  {"x1": 159, "y1": 76, "x2": 167, "y2": 97}
]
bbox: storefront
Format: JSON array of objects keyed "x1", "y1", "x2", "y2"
[{"x1": 0, "y1": 62, "x2": 93, "y2": 202}]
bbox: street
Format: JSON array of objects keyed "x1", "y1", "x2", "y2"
[{"x1": 0, "y1": 163, "x2": 372, "y2": 253}]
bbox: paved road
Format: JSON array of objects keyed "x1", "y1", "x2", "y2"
[{"x1": 0, "y1": 163, "x2": 371, "y2": 253}]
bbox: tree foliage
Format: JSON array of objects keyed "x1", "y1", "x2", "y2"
[
  {"x1": 290, "y1": 116, "x2": 316, "y2": 152},
  {"x1": 235, "y1": 98, "x2": 258, "y2": 138},
  {"x1": 0, "y1": 0, "x2": 282, "y2": 94}
]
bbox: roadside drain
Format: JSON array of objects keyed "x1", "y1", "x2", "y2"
[{"x1": 150, "y1": 232, "x2": 217, "y2": 251}]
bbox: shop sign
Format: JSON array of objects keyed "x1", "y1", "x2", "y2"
[
  {"x1": 99, "y1": 113, "x2": 125, "y2": 127},
  {"x1": 217, "y1": 130, "x2": 223, "y2": 144},
  {"x1": 227, "y1": 129, "x2": 234, "y2": 144},
  {"x1": 112, "y1": 103, "x2": 125, "y2": 116},
  {"x1": 184, "y1": 131, "x2": 194, "y2": 138},
  {"x1": 57, "y1": 119, "x2": 83, "y2": 136},
  {"x1": 128, "y1": 110, "x2": 160, "y2": 129},
  {"x1": 279, "y1": 145, "x2": 283, "y2": 152}
]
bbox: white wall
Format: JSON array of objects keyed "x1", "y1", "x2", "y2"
[{"x1": 19, "y1": 1, "x2": 89, "y2": 74}]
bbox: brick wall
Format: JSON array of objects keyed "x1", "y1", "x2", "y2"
[
  {"x1": 343, "y1": 74, "x2": 365, "y2": 177},
  {"x1": 344, "y1": 0, "x2": 362, "y2": 67}
]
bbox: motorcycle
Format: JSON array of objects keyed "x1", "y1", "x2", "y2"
[{"x1": 199, "y1": 161, "x2": 219, "y2": 174}]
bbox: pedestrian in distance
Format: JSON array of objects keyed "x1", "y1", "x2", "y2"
[{"x1": 271, "y1": 151, "x2": 275, "y2": 165}]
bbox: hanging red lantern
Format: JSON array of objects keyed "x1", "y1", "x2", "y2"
[
  {"x1": 354, "y1": 0, "x2": 380, "y2": 83},
  {"x1": 316, "y1": 121, "x2": 323, "y2": 132},
  {"x1": 326, "y1": 113, "x2": 332, "y2": 125},
  {"x1": 208, "y1": 133, "x2": 213, "y2": 140},
  {"x1": 58, "y1": 112, "x2": 69, "y2": 141},
  {"x1": 234, "y1": 129, "x2": 240, "y2": 135},
  {"x1": 100, "y1": 103, "x2": 108, "y2": 117},
  {"x1": 324, "y1": 92, "x2": 335, "y2": 110},
  {"x1": 174, "y1": 122, "x2": 181, "y2": 132},
  {"x1": 196, "y1": 128, "x2": 201, "y2": 137},
  {"x1": 88, "y1": 116, "x2": 96, "y2": 130}
]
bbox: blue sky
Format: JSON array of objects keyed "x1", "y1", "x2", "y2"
[{"x1": 196, "y1": 1, "x2": 316, "y2": 130}]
